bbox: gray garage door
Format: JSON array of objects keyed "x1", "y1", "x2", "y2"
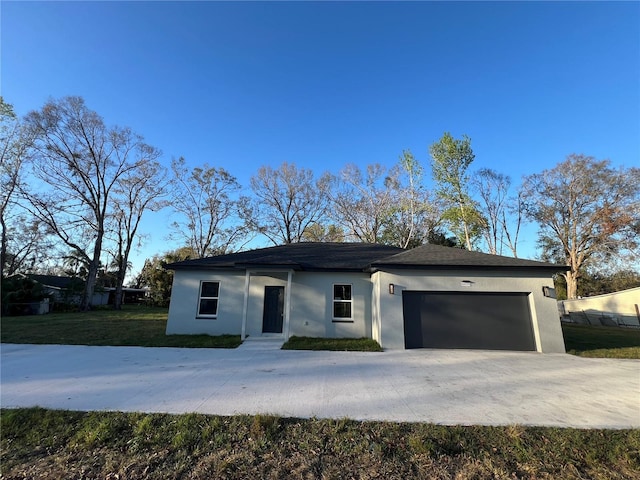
[{"x1": 402, "y1": 291, "x2": 536, "y2": 351}]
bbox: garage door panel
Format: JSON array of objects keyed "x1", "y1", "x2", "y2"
[{"x1": 402, "y1": 291, "x2": 535, "y2": 351}]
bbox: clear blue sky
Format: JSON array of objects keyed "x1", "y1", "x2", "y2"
[{"x1": 2, "y1": 1, "x2": 639, "y2": 276}]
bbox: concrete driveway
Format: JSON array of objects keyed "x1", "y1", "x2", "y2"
[{"x1": 1, "y1": 341, "x2": 639, "y2": 429}]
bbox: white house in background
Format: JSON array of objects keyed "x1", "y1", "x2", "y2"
[
  {"x1": 559, "y1": 287, "x2": 640, "y2": 327},
  {"x1": 165, "y1": 242, "x2": 567, "y2": 352}
]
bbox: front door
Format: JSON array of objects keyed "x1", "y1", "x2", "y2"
[{"x1": 262, "y1": 286, "x2": 284, "y2": 333}]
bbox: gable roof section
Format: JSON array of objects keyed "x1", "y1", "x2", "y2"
[
  {"x1": 371, "y1": 243, "x2": 566, "y2": 272},
  {"x1": 167, "y1": 242, "x2": 405, "y2": 272},
  {"x1": 167, "y1": 242, "x2": 566, "y2": 273}
]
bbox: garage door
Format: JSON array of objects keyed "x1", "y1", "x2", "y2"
[{"x1": 402, "y1": 291, "x2": 535, "y2": 351}]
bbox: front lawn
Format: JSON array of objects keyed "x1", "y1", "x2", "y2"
[
  {"x1": 562, "y1": 323, "x2": 640, "y2": 359},
  {"x1": 282, "y1": 336, "x2": 383, "y2": 351},
  {"x1": 0, "y1": 306, "x2": 241, "y2": 348},
  {"x1": 2, "y1": 408, "x2": 639, "y2": 479}
]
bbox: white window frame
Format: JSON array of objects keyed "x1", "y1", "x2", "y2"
[
  {"x1": 332, "y1": 283, "x2": 353, "y2": 322},
  {"x1": 197, "y1": 280, "x2": 220, "y2": 318}
]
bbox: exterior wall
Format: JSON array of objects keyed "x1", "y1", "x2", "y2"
[
  {"x1": 288, "y1": 272, "x2": 372, "y2": 339},
  {"x1": 166, "y1": 270, "x2": 247, "y2": 335},
  {"x1": 559, "y1": 287, "x2": 640, "y2": 327},
  {"x1": 166, "y1": 269, "x2": 373, "y2": 339},
  {"x1": 167, "y1": 267, "x2": 566, "y2": 353},
  {"x1": 372, "y1": 269, "x2": 565, "y2": 353}
]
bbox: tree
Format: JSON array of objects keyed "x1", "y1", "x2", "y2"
[
  {"x1": 23, "y1": 96, "x2": 161, "y2": 310},
  {"x1": 301, "y1": 223, "x2": 345, "y2": 242},
  {"x1": 109, "y1": 151, "x2": 166, "y2": 309},
  {"x1": 381, "y1": 151, "x2": 442, "y2": 249},
  {"x1": 247, "y1": 162, "x2": 330, "y2": 245},
  {"x1": 135, "y1": 246, "x2": 196, "y2": 306},
  {"x1": 169, "y1": 157, "x2": 245, "y2": 257},
  {"x1": 471, "y1": 168, "x2": 524, "y2": 256},
  {"x1": 0, "y1": 97, "x2": 39, "y2": 278},
  {"x1": 330, "y1": 163, "x2": 400, "y2": 244},
  {"x1": 429, "y1": 132, "x2": 483, "y2": 250},
  {"x1": 523, "y1": 154, "x2": 640, "y2": 299}
]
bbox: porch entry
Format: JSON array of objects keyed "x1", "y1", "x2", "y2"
[{"x1": 262, "y1": 286, "x2": 284, "y2": 333}]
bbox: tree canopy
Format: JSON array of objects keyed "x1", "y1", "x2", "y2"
[{"x1": 523, "y1": 154, "x2": 640, "y2": 299}]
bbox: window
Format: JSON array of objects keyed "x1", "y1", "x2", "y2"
[
  {"x1": 198, "y1": 281, "x2": 219, "y2": 317},
  {"x1": 333, "y1": 284, "x2": 352, "y2": 321}
]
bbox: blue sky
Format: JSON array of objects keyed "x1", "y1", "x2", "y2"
[{"x1": 2, "y1": 1, "x2": 639, "y2": 276}]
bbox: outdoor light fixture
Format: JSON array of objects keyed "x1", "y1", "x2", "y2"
[
  {"x1": 460, "y1": 280, "x2": 474, "y2": 287},
  {"x1": 388, "y1": 283, "x2": 395, "y2": 295},
  {"x1": 542, "y1": 286, "x2": 556, "y2": 298}
]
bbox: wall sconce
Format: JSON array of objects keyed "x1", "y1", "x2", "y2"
[
  {"x1": 388, "y1": 283, "x2": 395, "y2": 295},
  {"x1": 460, "y1": 280, "x2": 474, "y2": 287},
  {"x1": 542, "y1": 286, "x2": 556, "y2": 298}
]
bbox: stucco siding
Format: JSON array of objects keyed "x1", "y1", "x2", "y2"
[
  {"x1": 373, "y1": 269, "x2": 564, "y2": 352},
  {"x1": 166, "y1": 270, "x2": 246, "y2": 335},
  {"x1": 289, "y1": 272, "x2": 373, "y2": 339},
  {"x1": 166, "y1": 270, "x2": 373, "y2": 339}
]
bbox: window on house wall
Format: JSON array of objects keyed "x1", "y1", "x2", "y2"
[
  {"x1": 198, "y1": 281, "x2": 219, "y2": 317},
  {"x1": 333, "y1": 284, "x2": 352, "y2": 321}
]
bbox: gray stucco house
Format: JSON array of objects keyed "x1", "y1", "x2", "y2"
[{"x1": 165, "y1": 242, "x2": 567, "y2": 352}]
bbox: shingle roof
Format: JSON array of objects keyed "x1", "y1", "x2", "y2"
[
  {"x1": 167, "y1": 242, "x2": 405, "y2": 271},
  {"x1": 26, "y1": 274, "x2": 83, "y2": 289},
  {"x1": 167, "y1": 242, "x2": 567, "y2": 272},
  {"x1": 371, "y1": 243, "x2": 566, "y2": 271}
]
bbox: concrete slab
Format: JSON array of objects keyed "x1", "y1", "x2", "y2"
[{"x1": 1, "y1": 343, "x2": 639, "y2": 428}]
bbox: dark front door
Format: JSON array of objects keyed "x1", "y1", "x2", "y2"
[
  {"x1": 262, "y1": 286, "x2": 284, "y2": 333},
  {"x1": 402, "y1": 291, "x2": 535, "y2": 351}
]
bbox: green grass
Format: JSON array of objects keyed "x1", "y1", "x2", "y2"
[
  {"x1": 0, "y1": 306, "x2": 241, "y2": 348},
  {"x1": 282, "y1": 335, "x2": 383, "y2": 351},
  {"x1": 1, "y1": 408, "x2": 639, "y2": 479},
  {"x1": 562, "y1": 323, "x2": 640, "y2": 359}
]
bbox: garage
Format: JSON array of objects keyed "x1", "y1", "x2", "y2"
[{"x1": 402, "y1": 291, "x2": 536, "y2": 351}]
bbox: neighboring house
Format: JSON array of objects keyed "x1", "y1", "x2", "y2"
[
  {"x1": 166, "y1": 242, "x2": 567, "y2": 352},
  {"x1": 26, "y1": 274, "x2": 110, "y2": 306},
  {"x1": 24, "y1": 275, "x2": 148, "y2": 308},
  {"x1": 558, "y1": 287, "x2": 640, "y2": 327}
]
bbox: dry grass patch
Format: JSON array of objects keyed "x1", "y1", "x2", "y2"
[{"x1": 2, "y1": 408, "x2": 639, "y2": 479}]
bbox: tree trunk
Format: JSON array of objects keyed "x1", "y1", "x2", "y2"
[
  {"x1": 566, "y1": 269, "x2": 579, "y2": 299},
  {"x1": 81, "y1": 262, "x2": 98, "y2": 311},
  {"x1": 114, "y1": 282, "x2": 124, "y2": 310},
  {"x1": 80, "y1": 230, "x2": 104, "y2": 311},
  {"x1": 0, "y1": 215, "x2": 7, "y2": 279}
]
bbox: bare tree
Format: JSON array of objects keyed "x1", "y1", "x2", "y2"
[
  {"x1": 248, "y1": 162, "x2": 330, "y2": 245},
  {"x1": 471, "y1": 168, "x2": 524, "y2": 256},
  {"x1": 523, "y1": 154, "x2": 640, "y2": 299},
  {"x1": 23, "y1": 96, "x2": 160, "y2": 310},
  {"x1": 381, "y1": 150, "x2": 442, "y2": 249},
  {"x1": 169, "y1": 157, "x2": 245, "y2": 257},
  {"x1": 330, "y1": 163, "x2": 400, "y2": 244},
  {"x1": 109, "y1": 147, "x2": 166, "y2": 309},
  {"x1": 0, "y1": 98, "x2": 40, "y2": 278}
]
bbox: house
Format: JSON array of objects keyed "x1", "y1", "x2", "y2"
[
  {"x1": 23, "y1": 275, "x2": 148, "y2": 308},
  {"x1": 165, "y1": 242, "x2": 567, "y2": 352},
  {"x1": 558, "y1": 287, "x2": 640, "y2": 327}
]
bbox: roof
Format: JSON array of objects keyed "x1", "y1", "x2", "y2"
[
  {"x1": 167, "y1": 242, "x2": 405, "y2": 272},
  {"x1": 371, "y1": 243, "x2": 566, "y2": 271},
  {"x1": 26, "y1": 274, "x2": 84, "y2": 289},
  {"x1": 167, "y1": 242, "x2": 567, "y2": 273}
]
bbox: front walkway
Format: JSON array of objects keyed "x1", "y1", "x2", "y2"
[{"x1": 1, "y1": 343, "x2": 638, "y2": 429}]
